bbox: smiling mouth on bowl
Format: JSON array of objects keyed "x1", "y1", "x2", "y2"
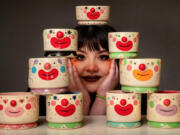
[{"x1": 82, "y1": 75, "x2": 101, "y2": 82}]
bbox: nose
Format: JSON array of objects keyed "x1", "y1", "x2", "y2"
[
  {"x1": 10, "y1": 100, "x2": 17, "y2": 107},
  {"x1": 120, "y1": 99, "x2": 126, "y2": 106},
  {"x1": 90, "y1": 8, "x2": 95, "y2": 13},
  {"x1": 56, "y1": 31, "x2": 64, "y2": 38},
  {"x1": 163, "y1": 99, "x2": 170, "y2": 106},
  {"x1": 86, "y1": 62, "x2": 98, "y2": 73},
  {"x1": 139, "y1": 64, "x2": 146, "y2": 71},
  {"x1": 44, "y1": 63, "x2": 51, "y2": 70},
  {"x1": 121, "y1": 36, "x2": 127, "y2": 42},
  {"x1": 61, "y1": 99, "x2": 69, "y2": 106}
]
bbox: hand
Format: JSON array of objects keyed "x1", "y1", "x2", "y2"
[
  {"x1": 96, "y1": 59, "x2": 119, "y2": 97},
  {"x1": 68, "y1": 59, "x2": 91, "y2": 115}
]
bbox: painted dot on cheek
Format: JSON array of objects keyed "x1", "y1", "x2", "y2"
[
  {"x1": 150, "y1": 101, "x2": 155, "y2": 108},
  {"x1": 0, "y1": 104, "x2": 3, "y2": 110},
  {"x1": 133, "y1": 100, "x2": 138, "y2": 105},
  {"x1": 47, "y1": 34, "x2": 51, "y2": 39},
  {"x1": 110, "y1": 100, "x2": 114, "y2": 106},
  {"x1": 32, "y1": 66, "x2": 37, "y2": 74},
  {"x1": 75, "y1": 100, "x2": 80, "y2": 106},
  {"x1": 154, "y1": 66, "x2": 159, "y2": 72},
  {"x1": 127, "y1": 65, "x2": 132, "y2": 71},
  {"x1": 113, "y1": 37, "x2": 116, "y2": 42},
  {"x1": 26, "y1": 104, "x2": 31, "y2": 110},
  {"x1": 71, "y1": 34, "x2": 75, "y2": 39},
  {"x1": 51, "y1": 101, "x2": 56, "y2": 106},
  {"x1": 60, "y1": 66, "x2": 66, "y2": 73},
  {"x1": 100, "y1": 9, "x2": 104, "y2": 13}
]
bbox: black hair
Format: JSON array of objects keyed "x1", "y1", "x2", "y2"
[{"x1": 75, "y1": 25, "x2": 116, "y2": 51}]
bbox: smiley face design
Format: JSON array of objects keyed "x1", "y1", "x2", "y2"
[
  {"x1": 120, "y1": 59, "x2": 161, "y2": 87},
  {"x1": 147, "y1": 91, "x2": 180, "y2": 122},
  {"x1": 0, "y1": 93, "x2": 39, "y2": 124},
  {"x1": 28, "y1": 58, "x2": 69, "y2": 89},
  {"x1": 106, "y1": 91, "x2": 141, "y2": 122},
  {"x1": 109, "y1": 32, "x2": 139, "y2": 52},
  {"x1": 43, "y1": 29, "x2": 78, "y2": 51},
  {"x1": 46, "y1": 93, "x2": 83, "y2": 123},
  {"x1": 76, "y1": 6, "x2": 110, "y2": 24}
]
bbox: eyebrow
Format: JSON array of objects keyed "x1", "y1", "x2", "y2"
[{"x1": 96, "y1": 50, "x2": 108, "y2": 54}]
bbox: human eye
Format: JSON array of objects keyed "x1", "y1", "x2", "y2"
[
  {"x1": 76, "y1": 54, "x2": 85, "y2": 61},
  {"x1": 98, "y1": 54, "x2": 110, "y2": 61}
]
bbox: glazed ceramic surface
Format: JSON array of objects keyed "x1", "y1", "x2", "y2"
[
  {"x1": 147, "y1": 91, "x2": 180, "y2": 123},
  {"x1": 28, "y1": 57, "x2": 69, "y2": 89},
  {"x1": 106, "y1": 90, "x2": 141, "y2": 122},
  {"x1": 76, "y1": 6, "x2": 110, "y2": 25},
  {"x1": 43, "y1": 29, "x2": 78, "y2": 51},
  {"x1": 120, "y1": 58, "x2": 161, "y2": 87},
  {"x1": 46, "y1": 92, "x2": 83, "y2": 123},
  {"x1": 109, "y1": 32, "x2": 139, "y2": 53},
  {"x1": 0, "y1": 92, "x2": 39, "y2": 124}
]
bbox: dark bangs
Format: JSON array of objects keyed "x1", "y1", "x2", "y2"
[{"x1": 74, "y1": 25, "x2": 116, "y2": 51}]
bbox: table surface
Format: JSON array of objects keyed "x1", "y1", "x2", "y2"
[{"x1": 0, "y1": 115, "x2": 180, "y2": 135}]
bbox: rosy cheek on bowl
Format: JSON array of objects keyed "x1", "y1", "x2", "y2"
[
  {"x1": 127, "y1": 64, "x2": 132, "y2": 71},
  {"x1": 133, "y1": 100, "x2": 138, "y2": 106},
  {"x1": 100, "y1": 9, "x2": 104, "y2": 13},
  {"x1": 71, "y1": 34, "x2": 75, "y2": 39},
  {"x1": 110, "y1": 100, "x2": 114, "y2": 106},
  {"x1": 51, "y1": 100, "x2": 56, "y2": 106},
  {"x1": 83, "y1": 10, "x2": 87, "y2": 14},
  {"x1": 113, "y1": 37, "x2": 116, "y2": 42},
  {"x1": 75, "y1": 100, "x2": 80, "y2": 106},
  {"x1": 154, "y1": 65, "x2": 159, "y2": 72},
  {"x1": 0, "y1": 104, "x2": 3, "y2": 110}
]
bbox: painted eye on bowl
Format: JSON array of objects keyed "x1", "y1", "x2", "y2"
[
  {"x1": 39, "y1": 63, "x2": 41, "y2": 65},
  {"x1": 19, "y1": 99, "x2": 24, "y2": 103},
  {"x1": 134, "y1": 62, "x2": 136, "y2": 65},
  {"x1": 151, "y1": 62, "x2": 154, "y2": 65},
  {"x1": 53, "y1": 62, "x2": 56, "y2": 64},
  {"x1": 85, "y1": 7, "x2": 88, "y2": 10},
  {"x1": 98, "y1": 7, "x2": 101, "y2": 10},
  {"x1": 49, "y1": 30, "x2": 53, "y2": 33},
  {"x1": 67, "y1": 30, "x2": 72, "y2": 35}
]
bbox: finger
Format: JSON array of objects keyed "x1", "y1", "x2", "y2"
[
  {"x1": 108, "y1": 59, "x2": 116, "y2": 78},
  {"x1": 68, "y1": 59, "x2": 76, "y2": 89},
  {"x1": 72, "y1": 65, "x2": 87, "y2": 92},
  {"x1": 115, "y1": 61, "x2": 119, "y2": 80}
]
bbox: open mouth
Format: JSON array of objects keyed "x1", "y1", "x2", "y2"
[
  {"x1": 50, "y1": 37, "x2": 71, "y2": 49},
  {"x1": 82, "y1": 76, "x2": 101, "y2": 82},
  {"x1": 38, "y1": 69, "x2": 58, "y2": 80},
  {"x1": 137, "y1": 73, "x2": 149, "y2": 76},
  {"x1": 156, "y1": 104, "x2": 177, "y2": 116},
  {"x1": 114, "y1": 104, "x2": 133, "y2": 116},
  {"x1": 55, "y1": 104, "x2": 76, "y2": 117},
  {"x1": 116, "y1": 41, "x2": 133, "y2": 51},
  {"x1": 9, "y1": 111, "x2": 21, "y2": 114},
  {"x1": 87, "y1": 12, "x2": 100, "y2": 20}
]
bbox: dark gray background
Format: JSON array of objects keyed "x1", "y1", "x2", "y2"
[{"x1": 0, "y1": 0, "x2": 180, "y2": 92}]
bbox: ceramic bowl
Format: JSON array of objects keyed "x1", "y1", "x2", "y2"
[
  {"x1": 108, "y1": 32, "x2": 139, "y2": 59},
  {"x1": 76, "y1": 6, "x2": 110, "y2": 25},
  {"x1": 147, "y1": 90, "x2": 180, "y2": 128},
  {"x1": 106, "y1": 90, "x2": 141, "y2": 128},
  {"x1": 120, "y1": 58, "x2": 161, "y2": 93},
  {"x1": 0, "y1": 92, "x2": 39, "y2": 130},
  {"x1": 46, "y1": 92, "x2": 83, "y2": 129}
]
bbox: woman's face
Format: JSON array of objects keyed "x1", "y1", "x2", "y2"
[{"x1": 71, "y1": 46, "x2": 112, "y2": 93}]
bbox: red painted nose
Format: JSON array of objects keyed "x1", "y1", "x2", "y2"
[
  {"x1": 61, "y1": 99, "x2": 69, "y2": 106},
  {"x1": 56, "y1": 31, "x2": 64, "y2": 38},
  {"x1": 90, "y1": 8, "x2": 95, "y2": 13},
  {"x1": 139, "y1": 64, "x2": 146, "y2": 71},
  {"x1": 163, "y1": 99, "x2": 170, "y2": 106},
  {"x1": 10, "y1": 100, "x2": 17, "y2": 107},
  {"x1": 121, "y1": 36, "x2": 127, "y2": 42},
  {"x1": 44, "y1": 63, "x2": 51, "y2": 70},
  {"x1": 120, "y1": 99, "x2": 126, "y2": 106}
]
